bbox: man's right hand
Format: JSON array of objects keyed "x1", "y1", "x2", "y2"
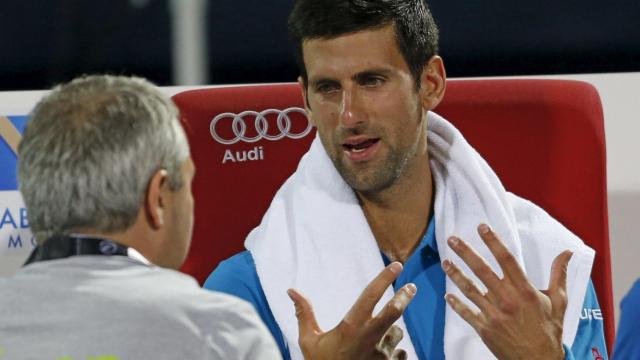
[{"x1": 287, "y1": 262, "x2": 416, "y2": 360}]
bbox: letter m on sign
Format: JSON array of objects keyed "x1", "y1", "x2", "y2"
[{"x1": 7, "y1": 234, "x2": 22, "y2": 248}]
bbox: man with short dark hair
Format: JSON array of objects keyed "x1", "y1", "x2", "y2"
[{"x1": 205, "y1": 1, "x2": 609, "y2": 359}]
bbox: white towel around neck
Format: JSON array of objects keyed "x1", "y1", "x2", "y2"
[{"x1": 246, "y1": 112, "x2": 595, "y2": 359}]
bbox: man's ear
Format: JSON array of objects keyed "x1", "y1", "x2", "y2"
[
  {"x1": 145, "y1": 168, "x2": 169, "y2": 229},
  {"x1": 419, "y1": 56, "x2": 447, "y2": 111},
  {"x1": 298, "y1": 76, "x2": 315, "y2": 126}
]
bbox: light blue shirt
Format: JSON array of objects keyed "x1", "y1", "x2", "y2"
[
  {"x1": 612, "y1": 279, "x2": 640, "y2": 359},
  {"x1": 204, "y1": 217, "x2": 608, "y2": 359}
]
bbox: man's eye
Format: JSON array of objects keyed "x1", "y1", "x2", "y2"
[
  {"x1": 360, "y1": 76, "x2": 384, "y2": 87},
  {"x1": 316, "y1": 83, "x2": 340, "y2": 94}
]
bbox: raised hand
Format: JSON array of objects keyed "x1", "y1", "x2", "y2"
[
  {"x1": 288, "y1": 262, "x2": 416, "y2": 360},
  {"x1": 443, "y1": 224, "x2": 572, "y2": 360}
]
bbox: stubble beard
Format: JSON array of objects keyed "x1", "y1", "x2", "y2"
[{"x1": 331, "y1": 141, "x2": 413, "y2": 195}]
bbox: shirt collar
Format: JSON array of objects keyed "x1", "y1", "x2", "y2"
[
  {"x1": 127, "y1": 247, "x2": 152, "y2": 266},
  {"x1": 379, "y1": 215, "x2": 438, "y2": 266},
  {"x1": 416, "y1": 215, "x2": 438, "y2": 255}
]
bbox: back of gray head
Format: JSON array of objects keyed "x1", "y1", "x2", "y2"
[{"x1": 18, "y1": 75, "x2": 190, "y2": 243}]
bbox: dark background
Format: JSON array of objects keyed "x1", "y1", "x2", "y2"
[{"x1": 1, "y1": 0, "x2": 639, "y2": 90}]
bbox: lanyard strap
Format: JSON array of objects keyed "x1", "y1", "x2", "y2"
[{"x1": 24, "y1": 235, "x2": 128, "y2": 266}]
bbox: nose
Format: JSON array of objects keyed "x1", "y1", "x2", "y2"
[{"x1": 339, "y1": 85, "x2": 366, "y2": 129}]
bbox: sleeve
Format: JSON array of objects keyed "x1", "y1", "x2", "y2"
[
  {"x1": 565, "y1": 279, "x2": 608, "y2": 359},
  {"x1": 612, "y1": 279, "x2": 640, "y2": 360},
  {"x1": 203, "y1": 251, "x2": 291, "y2": 360},
  {"x1": 564, "y1": 344, "x2": 576, "y2": 360}
]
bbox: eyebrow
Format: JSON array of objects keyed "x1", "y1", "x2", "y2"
[
  {"x1": 352, "y1": 68, "x2": 394, "y2": 81},
  {"x1": 308, "y1": 77, "x2": 339, "y2": 88},
  {"x1": 309, "y1": 68, "x2": 394, "y2": 87}
]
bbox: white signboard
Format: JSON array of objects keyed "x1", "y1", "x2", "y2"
[
  {"x1": 0, "y1": 191, "x2": 34, "y2": 273},
  {"x1": 1, "y1": 113, "x2": 34, "y2": 275}
]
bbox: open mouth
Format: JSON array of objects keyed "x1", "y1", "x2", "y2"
[
  {"x1": 342, "y1": 137, "x2": 380, "y2": 161},
  {"x1": 343, "y1": 138, "x2": 379, "y2": 152}
]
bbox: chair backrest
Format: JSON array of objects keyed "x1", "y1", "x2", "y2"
[
  {"x1": 172, "y1": 84, "x2": 313, "y2": 281},
  {"x1": 172, "y1": 79, "x2": 614, "y2": 349}
]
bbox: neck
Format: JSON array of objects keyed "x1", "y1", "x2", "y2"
[
  {"x1": 72, "y1": 220, "x2": 156, "y2": 265},
  {"x1": 357, "y1": 153, "x2": 434, "y2": 263}
]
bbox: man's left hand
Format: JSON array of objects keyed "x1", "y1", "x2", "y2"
[
  {"x1": 442, "y1": 223, "x2": 573, "y2": 360},
  {"x1": 288, "y1": 262, "x2": 415, "y2": 360}
]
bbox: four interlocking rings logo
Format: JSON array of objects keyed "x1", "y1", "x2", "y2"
[{"x1": 210, "y1": 107, "x2": 313, "y2": 145}]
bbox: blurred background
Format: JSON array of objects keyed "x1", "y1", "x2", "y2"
[
  {"x1": 2, "y1": 0, "x2": 640, "y2": 89},
  {"x1": 1, "y1": 0, "x2": 639, "y2": 328}
]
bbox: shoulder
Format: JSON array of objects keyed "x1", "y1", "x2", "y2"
[
  {"x1": 144, "y1": 266, "x2": 266, "y2": 330},
  {"x1": 201, "y1": 251, "x2": 271, "y2": 321},
  {"x1": 613, "y1": 279, "x2": 640, "y2": 359},
  {"x1": 618, "y1": 279, "x2": 640, "y2": 332},
  {"x1": 208, "y1": 251, "x2": 256, "y2": 277},
  {"x1": 190, "y1": 289, "x2": 265, "y2": 327},
  {"x1": 621, "y1": 279, "x2": 640, "y2": 308},
  {"x1": 203, "y1": 251, "x2": 262, "y2": 299},
  {"x1": 177, "y1": 284, "x2": 282, "y2": 359},
  {"x1": 107, "y1": 260, "x2": 255, "y2": 313},
  {"x1": 131, "y1": 263, "x2": 268, "y2": 328}
]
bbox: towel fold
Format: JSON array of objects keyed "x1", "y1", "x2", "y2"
[{"x1": 246, "y1": 112, "x2": 594, "y2": 359}]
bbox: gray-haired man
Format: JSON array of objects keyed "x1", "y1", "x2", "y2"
[{"x1": 0, "y1": 75, "x2": 282, "y2": 359}]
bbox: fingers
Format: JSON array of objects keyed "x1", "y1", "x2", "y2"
[
  {"x1": 548, "y1": 250, "x2": 573, "y2": 293},
  {"x1": 442, "y1": 259, "x2": 492, "y2": 311},
  {"x1": 375, "y1": 325, "x2": 404, "y2": 358},
  {"x1": 288, "y1": 288, "x2": 322, "y2": 341},
  {"x1": 392, "y1": 349, "x2": 407, "y2": 360},
  {"x1": 344, "y1": 262, "x2": 404, "y2": 326},
  {"x1": 547, "y1": 250, "x2": 573, "y2": 319},
  {"x1": 369, "y1": 283, "x2": 416, "y2": 338},
  {"x1": 446, "y1": 235, "x2": 502, "y2": 292},
  {"x1": 444, "y1": 293, "x2": 483, "y2": 329},
  {"x1": 477, "y1": 224, "x2": 528, "y2": 283}
]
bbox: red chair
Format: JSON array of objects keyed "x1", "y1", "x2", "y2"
[
  {"x1": 172, "y1": 79, "x2": 614, "y2": 350},
  {"x1": 172, "y1": 84, "x2": 313, "y2": 283}
]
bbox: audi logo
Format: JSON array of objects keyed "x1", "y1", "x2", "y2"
[{"x1": 210, "y1": 107, "x2": 313, "y2": 145}]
